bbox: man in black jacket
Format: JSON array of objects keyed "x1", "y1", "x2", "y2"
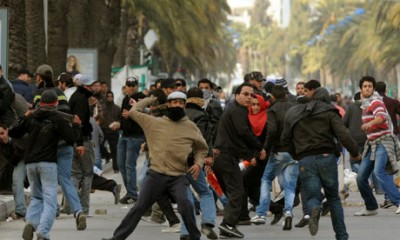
[
  {"x1": 10, "y1": 90, "x2": 75, "y2": 240},
  {"x1": 213, "y1": 82, "x2": 266, "y2": 239},
  {"x1": 116, "y1": 77, "x2": 145, "y2": 204},
  {"x1": 281, "y1": 87, "x2": 360, "y2": 240},
  {"x1": 69, "y1": 75, "x2": 95, "y2": 216}
]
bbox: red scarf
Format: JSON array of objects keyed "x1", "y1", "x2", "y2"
[{"x1": 248, "y1": 94, "x2": 270, "y2": 136}]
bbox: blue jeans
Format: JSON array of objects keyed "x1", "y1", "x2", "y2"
[
  {"x1": 356, "y1": 143, "x2": 400, "y2": 209},
  {"x1": 300, "y1": 154, "x2": 348, "y2": 240},
  {"x1": 26, "y1": 162, "x2": 58, "y2": 240},
  {"x1": 256, "y1": 152, "x2": 299, "y2": 216},
  {"x1": 181, "y1": 170, "x2": 216, "y2": 235},
  {"x1": 12, "y1": 160, "x2": 26, "y2": 216},
  {"x1": 57, "y1": 145, "x2": 82, "y2": 216},
  {"x1": 117, "y1": 136, "x2": 144, "y2": 198}
]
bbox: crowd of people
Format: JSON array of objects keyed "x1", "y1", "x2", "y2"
[{"x1": 0, "y1": 61, "x2": 400, "y2": 240}]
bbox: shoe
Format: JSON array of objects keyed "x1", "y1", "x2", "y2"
[
  {"x1": 321, "y1": 201, "x2": 330, "y2": 216},
  {"x1": 10, "y1": 212, "x2": 24, "y2": 220},
  {"x1": 354, "y1": 209, "x2": 378, "y2": 216},
  {"x1": 218, "y1": 223, "x2": 244, "y2": 238},
  {"x1": 237, "y1": 219, "x2": 251, "y2": 225},
  {"x1": 282, "y1": 212, "x2": 292, "y2": 231},
  {"x1": 201, "y1": 224, "x2": 218, "y2": 239},
  {"x1": 180, "y1": 235, "x2": 190, "y2": 240},
  {"x1": 216, "y1": 209, "x2": 224, "y2": 216},
  {"x1": 270, "y1": 213, "x2": 283, "y2": 225},
  {"x1": 60, "y1": 208, "x2": 72, "y2": 215},
  {"x1": 22, "y1": 223, "x2": 34, "y2": 240},
  {"x1": 250, "y1": 214, "x2": 266, "y2": 225},
  {"x1": 119, "y1": 195, "x2": 136, "y2": 204},
  {"x1": 101, "y1": 238, "x2": 114, "y2": 240},
  {"x1": 161, "y1": 223, "x2": 180, "y2": 233},
  {"x1": 113, "y1": 184, "x2": 121, "y2": 204},
  {"x1": 36, "y1": 237, "x2": 50, "y2": 240},
  {"x1": 141, "y1": 216, "x2": 165, "y2": 224},
  {"x1": 295, "y1": 215, "x2": 309, "y2": 228},
  {"x1": 76, "y1": 212, "x2": 87, "y2": 230},
  {"x1": 309, "y1": 208, "x2": 321, "y2": 236},
  {"x1": 380, "y1": 199, "x2": 394, "y2": 209},
  {"x1": 396, "y1": 205, "x2": 400, "y2": 214}
]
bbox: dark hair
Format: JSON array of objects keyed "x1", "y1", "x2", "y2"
[
  {"x1": 304, "y1": 79, "x2": 321, "y2": 90},
  {"x1": 375, "y1": 81, "x2": 386, "y2": 94},
  {"x1": 264, "y1": 81, "x2": 275, "y2": 93},
  {"x1": 100, "y1": 81, "x2": 108, "y2": 86},
  {"x1": 271, "y1": 85, "x2": 286, "y2": 100},
  {"x1": 106, "y1": 90, "x2": 114, "y2": 97},
  {"x1": 244, "y1": 73, "x2": 252, "y2": 82},
  {"x1": 235, "y1": 82, "x2": 253, "y2": 95},
  {"x1": 359, "y1": 76, "x2": 376, "y2": 89},
  {"x1": 198, "y1": 78, "x2": 213, "y2": 89},
  {"x1": 149, "y1": 88, "x2": 167, "y2": 104},
  {"x1": 187, "y1": 87, "x2": 203, "y2": 99},
  {"x1": 175, "y1": 78, "x2": 186, "y2": 87},
  {"x1": 39, "y1": 74, "x2": 55, "y2": 88},
  {"x1": 0, "y1": 121, "x2": 8, "y2": 129},
  {"x1": 58, "y1": 72, "x2": 73, "y2": 87},
  {"x1": 353, "y1": 92, "x2": 361, "y2": 101}
]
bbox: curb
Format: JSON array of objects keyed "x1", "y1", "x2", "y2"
[{"x1": 0, "y1": 195, "x2": 15, "y2": 221}]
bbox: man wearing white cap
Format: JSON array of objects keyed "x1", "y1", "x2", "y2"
[{"x1": 102, "y1": 91, "x2": 208, "y2": 240}]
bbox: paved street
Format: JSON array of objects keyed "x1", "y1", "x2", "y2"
[{"x1": 1, "y1": 154, "x2": 399, "y2": 240}]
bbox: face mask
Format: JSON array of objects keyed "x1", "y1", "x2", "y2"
[
  {"x1": 166, "y1": 107, "x2": 186, "y2": 121},
  {"x1": 202, "y1": 89, "x2": 212, "y2": 100}
]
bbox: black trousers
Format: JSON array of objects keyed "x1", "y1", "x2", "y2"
[
  {"x1": 156, "y1": 194, "x2": 180, "y2": 226},
  {"x1": 112, "y1": 170, "x2": 200, "y2": 240},
  {"x1": 101, "y1": 128, "x2": 119, "y2": 171},
  {"x1": 213, "y1": 153, "x2": 243, "y2": 226},
  {"x1": 239, "y1": 161, "x2": 267, "y2": 220}
]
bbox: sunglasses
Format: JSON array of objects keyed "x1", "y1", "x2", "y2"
[{"x1": 176, "y1": 83, "x2": 183, "y2": 87}]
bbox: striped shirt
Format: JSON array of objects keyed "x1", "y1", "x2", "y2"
[{"x1": 362, "y1": 98, "x2": 391, "y2": 140}]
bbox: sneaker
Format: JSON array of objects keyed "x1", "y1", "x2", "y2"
[
  {"x1": 309, "y1": 208, "x2": 321, "y2": 236},
  {"x1": 396, "y1": 205, "x2": 400, "y2": 214},
  {"x1": 354, "y1": 209, "x2": 378, "y2": 216},
  {"x1": 76, "y1": 212, "x2": 87, "y2": 230},
  {"x1": 201, "y1": 224, "x2": 218, "y2": 239},
  {"x1": 22, "y1": 223, "x2": 34, "y2": 240},
  {"x1": 119, "y1": 195, "x2": 136, "y2": 204},
  {"x1": 295, "y1": 215, "x2": 309, "y2": 228},
  {"x1": 250, "y1": 214, "x2": 266, "y2": 225},
  {"x1": 113, "y1": 184, "x2": 122, "y2": 204},
  {"x1": 10, "y1": 212, "x2": 24, "y2": 220},
  {"x1": 218, "y1": 223, "x2": 244, "y2": 238},
  {"x1": 380, "y1": 199, "x2": 394, "y2": 209},
  {"x1": 321, "y1": 201, "x2": 330, "y2": 216},
  {"x1": 282, "y1": 212, "x2": 292, "y2": 231},
  {"x1": 60, "y1": 208, "x2": 72, "y2": 215},
  {"x1": 270, "y1": 213, "x2": 283, "y2": 225},
  {"x1": 161, "y1": 223, "x2": 180, "y2": 233}
]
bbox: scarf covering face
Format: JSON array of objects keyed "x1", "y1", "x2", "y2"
[{"x1": 248, "y1": 94, "x2": 270, "y2": 136}]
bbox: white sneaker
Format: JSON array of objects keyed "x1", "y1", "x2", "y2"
[
  {"x1": 354, "y1": 209, "x2": 378, "y2": 216},
  {"x1": 161, "y1": 223, "x2": 181, "y2": 233},
  {"x1": 396, "y1": 205, "x2": 400, "y2": 214},
  {"x1": 250, "y1": 214, "x2": 267, "y2": 225}
]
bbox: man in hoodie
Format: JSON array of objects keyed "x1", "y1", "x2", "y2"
[
  {"x1": 282, "y1": 87, "x2": 360, "y2": 240},
  {"x1": 10, "y1": 90, "x2": 75, "y2": 240}
]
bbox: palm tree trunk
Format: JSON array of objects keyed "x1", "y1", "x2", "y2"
[
  {"x1": 26, "y1": 0, "x2": 47, "y2": 72},
  {"x1": 47, "y1": 0, "x2": 69, "y2": 78}
]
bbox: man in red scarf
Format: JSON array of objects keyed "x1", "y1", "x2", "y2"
[{"x1": 238, "y1": 94, "x2": 270, "y2": 225}]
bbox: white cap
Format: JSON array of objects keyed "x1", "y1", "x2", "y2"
[{"x1": 167, "y1": 91, "x2": 187, "y2": 101}]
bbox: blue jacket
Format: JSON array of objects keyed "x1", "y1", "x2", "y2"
[{"x1": 11, "y1": 79, "x2": 34, "y2": 103}]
